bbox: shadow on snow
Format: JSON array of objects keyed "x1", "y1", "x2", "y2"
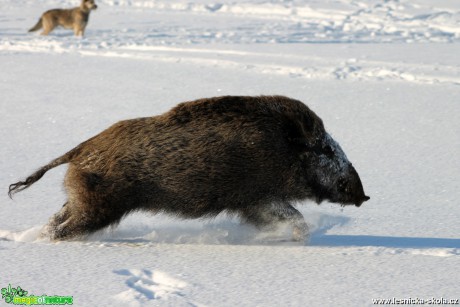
[{"x1": 310, "y1": 234, "x2": 460, "y2": 249}]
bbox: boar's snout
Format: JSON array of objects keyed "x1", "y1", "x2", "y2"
[
  {"x1": 335, "y1": 166, "x2": 370, "y2": 207},
  {"x1": 307, "y1": 132, "x2": 370, "y2": 208}
]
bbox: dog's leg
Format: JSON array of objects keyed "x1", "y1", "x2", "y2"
[
  {"x1": 41, "y1": 18, "x2": 54, "y2": 35},
  {"x1": 74, "y1": 26, "x2": 84, "y2": 37}
]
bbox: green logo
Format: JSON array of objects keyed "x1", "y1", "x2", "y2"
[{"x1": 1, "y1": 284, "x2": 73, "y2": 305}]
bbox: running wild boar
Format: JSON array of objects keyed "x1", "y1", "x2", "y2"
[{"x1": 9, "y1": 96, "x2": 369, "y2": 241}]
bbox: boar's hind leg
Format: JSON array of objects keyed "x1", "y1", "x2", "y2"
[
  {"x1": 47, "y1": 202, "x2": 71, "y2": 227},
  {"x1": 40, "y1": 202, "x2": 71, "y2": 239},
  {"x1": 241, "y1": 203, "x2": 309, "y2": 241},
  {"x1": 45, "y1": 200, "x2": 125, "y2": 241}
]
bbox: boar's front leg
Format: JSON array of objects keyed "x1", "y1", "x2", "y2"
[{"x1": 241, "y1": 202, "x2": 309, "y2": 242}]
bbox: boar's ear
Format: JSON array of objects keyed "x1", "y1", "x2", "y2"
[{"x1": 284, "y1": 112, "x2": 316, "y2": 150}]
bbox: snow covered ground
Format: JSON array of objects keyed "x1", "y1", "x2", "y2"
[{"x1": 1, "y1": 0, "x2": 459, "y2": 306}]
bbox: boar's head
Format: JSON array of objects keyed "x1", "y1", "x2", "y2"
[
  {"x1": 287, "y1": 107, "x2": 369, "y2": 208},
  {"x1": 300, "y1": 131, "x2": 370, "y2": 207}
]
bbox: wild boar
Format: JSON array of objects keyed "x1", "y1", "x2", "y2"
[{"x1": 9, "y1": 95, "x2": 369, "y2": 241}]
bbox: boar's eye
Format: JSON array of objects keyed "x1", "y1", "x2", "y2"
[
  {"x1": 337, "y1": 177, "x2": 347, "y2": 192},
  {"x1": 305, "y1": 142, "x2": 334, "y2": 158},
  {"x1": 322, "y1": 144, "x2": 334, "y2": 158}
]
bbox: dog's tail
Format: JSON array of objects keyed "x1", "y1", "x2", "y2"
[
  {"x1": 28, "y1": 18, "x2": 43, "y2": 32},
  {"x1": 8, "y1": 145, "x2": 82, "y2": 198}
]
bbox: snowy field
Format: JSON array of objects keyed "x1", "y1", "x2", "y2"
[{"x1": 1, "y1": 0, "x2": 460, "y2": 306}]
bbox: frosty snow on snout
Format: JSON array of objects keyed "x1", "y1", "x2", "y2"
[{"x1": 8, "y1": 95, "x2": 369, "y2": 241}]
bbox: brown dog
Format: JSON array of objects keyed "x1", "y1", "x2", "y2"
[{"x1": 29, "y1": 0, "x2": 98, "y2": 37}]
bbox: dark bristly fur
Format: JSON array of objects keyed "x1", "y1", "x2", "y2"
[{"x1": 9, "y1": 95, "x2": 369, "y2": 241}]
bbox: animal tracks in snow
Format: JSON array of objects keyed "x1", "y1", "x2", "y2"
[
  {"x1": 94, "y1": 46, "x2": 460, "y2": 86},
  {"x1": 2, "y1": 0, "x2": 460, "y2": 86},
  {"x1": 113, "y1": 269, "x2": 194, "y2": 306},
  {"x1": 2, "y1": 40, "x2": 458, "y2": 86}
]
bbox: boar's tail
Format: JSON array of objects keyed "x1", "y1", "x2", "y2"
[{"x1": 8, "y1": 145, "x2": 81, "y2": 198}]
